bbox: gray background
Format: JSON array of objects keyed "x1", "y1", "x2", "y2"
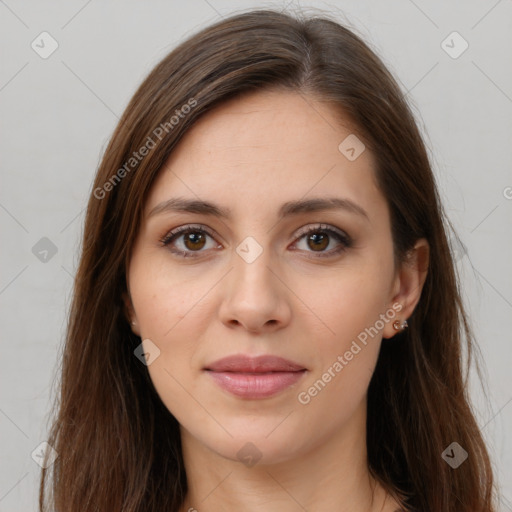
[{"x1": 1, "y1": 0, "x2": 511, "y2": 510}]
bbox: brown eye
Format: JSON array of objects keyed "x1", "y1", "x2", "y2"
[
  {"x1": 160, "y1": 224, "x2": 220, "y2": 258},
  {"x1": 293, "y1": 224, "x2": 352, "y2": 258},
  {"x1": 182, "y1": 231, "x2": 207, "y2": 251},
  {"x1": 306, "y1": 232, "x2": 329, "y2": 251}
]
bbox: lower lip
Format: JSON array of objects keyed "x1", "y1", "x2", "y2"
[{"x1": 206, "y1": 370, "x2": 306, "y2": 399}]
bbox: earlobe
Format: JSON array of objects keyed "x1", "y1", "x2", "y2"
[
  {"x1": 122, "y1": 291, "x2": 141, "y2": 336},
  {"x1": 129, "y1": 318, "x2": 141, "y2": 336},
  {"x1": 392, "y1": 319, "x2": 408, "y2": 331},
  {"x1": 383, "y1": 238, "x2": 429, "y2": 339}
]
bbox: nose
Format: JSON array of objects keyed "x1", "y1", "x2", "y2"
[{"x1": 218, "y1": 248, "x2": 292, "y2": 334}]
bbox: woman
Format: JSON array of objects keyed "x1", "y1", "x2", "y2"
[{"x1": 39, "y1": 8, "x2": 498, "y2": 512}]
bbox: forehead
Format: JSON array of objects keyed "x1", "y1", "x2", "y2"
[{"x1": 145, "y1": 89, "x2": 385, "y2": 224}]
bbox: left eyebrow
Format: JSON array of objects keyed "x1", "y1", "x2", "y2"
[
  {"x1": 278, "y1": 197, "x2": 369, "y2": 221},
  {"x1": 147, "y1": 196, "x2": 369, "y2": 222}
]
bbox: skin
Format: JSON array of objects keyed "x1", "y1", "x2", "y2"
[{"x1": 124, "y1": 89, "x2": 429, "y2": 512}]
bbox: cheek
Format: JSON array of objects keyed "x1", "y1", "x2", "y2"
[
  {"x1": 128, "y1": 254, "x2": 208, "y2": 419},
  {"x1": 294, "y1": 279, "x2": 386, "y2": 419},
  {"x1": 129, "y1": 250, "x2": 208, "y2": 339},
  {"x1": 295, "y1": 260, "x2": 393, "y2": 408},
  {"x1": 128, "y1": 249, "x2": 216, "y2": 396},
  {"x1": 300, "y1": 264, "x2": 391, "y2": 347}
]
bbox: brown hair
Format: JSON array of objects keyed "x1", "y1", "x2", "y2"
[{"x1": 39, "y1": 8, "x2": 498, "y2": 511}]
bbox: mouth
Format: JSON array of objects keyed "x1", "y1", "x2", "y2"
[{"x1": 203, "y1": 354, "x2": 307, "y2": 399}]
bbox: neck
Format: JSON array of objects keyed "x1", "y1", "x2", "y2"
[{"x1": 178, "y1": 400, "x2": 394, "y2": 512}]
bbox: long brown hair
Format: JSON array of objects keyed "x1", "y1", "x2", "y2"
[{"x1": 39, "y1": 8, "x2": 498, "y2": 511}]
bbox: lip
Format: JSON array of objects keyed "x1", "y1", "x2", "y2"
[
  {"x1": 204, "y1": 354, "x2": 306, "y2": 373},
  {"x1": 204, "y1": 354, "x2": 307, "y2": 399}
]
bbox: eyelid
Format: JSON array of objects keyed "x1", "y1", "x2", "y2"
[
  {"x1": 293, "y1": 223, "x2": 351, "y2": 244},
  {"x1": 159, "y1": 223, "x2": 219, "y2": 246}
]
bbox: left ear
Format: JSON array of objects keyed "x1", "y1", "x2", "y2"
[{"x1": 382, "y1": 238, "x2": 430, "y2": 339}]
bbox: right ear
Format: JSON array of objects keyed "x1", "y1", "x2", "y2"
[{"x1": 122, "y1": 291, "x2": 140, "y2": 336}]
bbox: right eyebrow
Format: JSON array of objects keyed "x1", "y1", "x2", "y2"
[{"x1": 148, "y1": 198, "x2": 231, "y2": 220}]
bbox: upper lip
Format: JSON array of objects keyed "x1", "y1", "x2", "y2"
[{"x1": 204, "y1": 354, "x2": 306, "y2": 373}]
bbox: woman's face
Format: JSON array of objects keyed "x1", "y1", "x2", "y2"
[{"x1": 126, "y1": 89, "x2": 410, "y2": 465}]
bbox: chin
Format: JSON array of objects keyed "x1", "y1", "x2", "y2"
[
  {"x1": 219, "y1": 437, "x2": 302, "y2": 467},
  {"x1": 186, "y1": 415, "x2": 311, "y2": 467}
]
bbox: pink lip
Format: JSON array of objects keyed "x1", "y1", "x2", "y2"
[
  {"x1": 204, "y1": 355, "x2": 307, "y2": 399},
  {"x1": 205, "y1": 354, "x2": 306, "y2": 373}
]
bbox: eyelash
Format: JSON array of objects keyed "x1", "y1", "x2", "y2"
[{"x1": 159, "y1": 223, "x2": 353, "y2": 259}]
